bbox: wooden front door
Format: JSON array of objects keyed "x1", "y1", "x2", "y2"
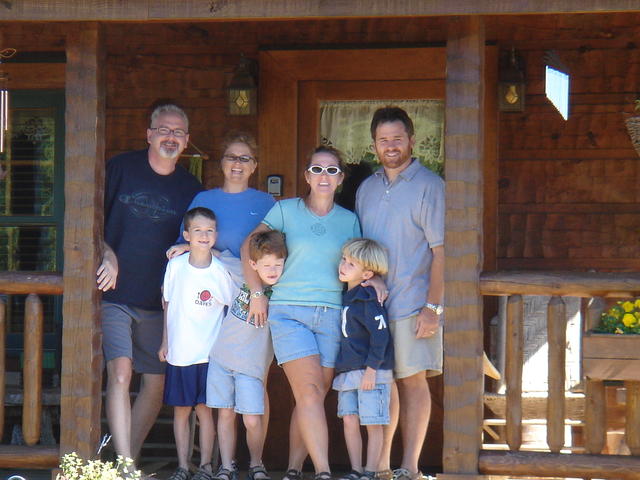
[{"x1": 258, "y1": 47, "x2": 497, "y2": 470}]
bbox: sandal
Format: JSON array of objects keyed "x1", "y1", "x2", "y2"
[
  {"x1": 314, "y1": 472, "x2": 332, "y2": 480},
  {"x1": 283, "y1": 469, "x2": 303, "y2": 480},
  {"x1": 213, "y1": 467, "x2": 236, "y2": 480},
  {"x1": 392, "y1": 469, "x2": 423, "y2": 480},
  {"x1": 168, "y1": 467, "x2": 192, "y2": 480},
  {"x1": 247, "y1": 465, "x2": 271, "y2": 480},
  {"x1": 338, "y1": 471, "x2": 362, "y2": 480},
  {"x1": 360, "y1": 472, "x2": 376, "y2": 480},
  {"x1": 193, "y1": 463, "x2": 215, "y2": 480},
  {"x1": 375, "y1": 471, "x2": 393, "y2": 480}
]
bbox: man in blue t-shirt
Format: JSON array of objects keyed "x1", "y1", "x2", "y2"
[{"x1": 96, "y1": 104, "x2": 202, "y2": 466}]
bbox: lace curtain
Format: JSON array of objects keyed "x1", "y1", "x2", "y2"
[{"x1": 319, "y1": 99, "x2": 444, "y2": 177}]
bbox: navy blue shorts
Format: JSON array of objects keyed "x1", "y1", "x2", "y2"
[{"x1": 163, "y1": 363, "x2": 209, "y2": 407}]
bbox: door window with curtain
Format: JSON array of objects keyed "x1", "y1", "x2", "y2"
[
  {"x1": 319, "y1": 99, "x2": 444, "y2": 211},
  {"x1": 0, "y1": 90, "x2": 65, "y2": 388}
]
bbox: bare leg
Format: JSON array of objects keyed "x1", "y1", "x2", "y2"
[
  {"x1": 130, "y1": 372, "x2": 165, "y2": 459},
  {"x1": 365, "y1": 425, "x2": 383, "y2": 473},
  {"x1": 262, "y1": 376, "x2": 270, "y2": 445},
  {"x1": 106, "y1": 357, "x2": 134, "y2": 459},
  {"x1": 218, "y1": 408, "x2": 238, "y2": 469},
  {"x1": 244, "y1": 414, "x2": 267, "y2": 471},
  {"x1": 397, "y1": 373, "x2": 430, "y2": 473},
  {"x1": 174, "y1": 406, "x2": 193, "y2": 470},
  {"x1": 195, "y1": 404, "x2": 215, "y2": 470},
  {"x1": 342, "y1": 414, "x2": 363, "y2": 473},
  {"x1": 282, "y1": 356, "x2": 333, "y2": 474},
  {"x1": 286, "y1": 407, "x2": 307, "y2": 472},
  {"x1": 377, "y1": 382, "x2": 398, "y2": 472}
]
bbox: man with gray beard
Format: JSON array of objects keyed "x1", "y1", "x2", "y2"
[{"x1": 96, "y1": 104, "x2": 202, "y2": 468}]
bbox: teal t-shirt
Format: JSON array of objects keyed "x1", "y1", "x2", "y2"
[{"x1": 262, "y1": 198, "x2": 361, "y2": 309}]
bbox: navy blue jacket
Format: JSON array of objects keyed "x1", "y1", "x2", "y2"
[{"x1": 335, "y1": 285, "x2": 394, "y2": 374}]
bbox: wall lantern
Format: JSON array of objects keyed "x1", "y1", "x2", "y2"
[
  {"x1": 227, "y1": 56, "x2": 258, "y2": 116},
  {"x1": 498, "y1": 48, "x2": 525, "y2": 112}
]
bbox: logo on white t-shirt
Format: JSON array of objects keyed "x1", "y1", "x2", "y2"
[{"x1": 195, "y1": 290, "x2": 213, "y2": 306}]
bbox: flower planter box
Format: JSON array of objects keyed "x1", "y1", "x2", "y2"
[{"x1": 582, "y1": 332, "x2": 640, "y2": 381}]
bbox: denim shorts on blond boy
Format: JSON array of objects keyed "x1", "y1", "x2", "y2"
[
  {"x1": 337, "y1": 382, "x2": 391, "y2": 425},
  {"x1": 268, "y1": 304, "x2": 341, "y2": 367}
]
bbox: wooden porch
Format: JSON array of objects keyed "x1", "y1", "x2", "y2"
[{"x1": 3, "y1": 2, "x2": 640, "y2": 479}]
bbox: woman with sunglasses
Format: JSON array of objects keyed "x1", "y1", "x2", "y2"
[
  {"x1": 242, "y1": 146, "x2": 361, "y2": 480},
  {"x1": 167, "y1": 131, "x2": 275, "y2": 480}
]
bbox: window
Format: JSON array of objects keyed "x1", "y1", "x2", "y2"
[{"x1": 0, "y1": 90, "x2": 65, "y2": 385}]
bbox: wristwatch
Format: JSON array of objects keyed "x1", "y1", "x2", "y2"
[
  {"x1": 424, "y1": 302, "x2": 444, "y2": 315},
  {"x1": 250, "y1": 290, "x2": 264, "y2": 299}
]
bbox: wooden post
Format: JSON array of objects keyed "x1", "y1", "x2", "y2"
[
  {"x1": 625, "y1": 381, "x2": 640, "y2": 455},
  {"x1": 60, "y1": 21, "x2": 105, "y2": 459},
  {"x1": 23, "y1": 294, "x2": 43, "y2": 446},
  {"x1": 442, "y1": 16, "x2": 485, "y2": 475},
  {"x1": 585, "y1": 379, "x2": 606, "y2": 454},
  {"x1": 505, "y1": 294, "x2": 523, "y2": 451},
  {"x1": 584, "y1": 296, "x2": 606, "y2": 454},
  {"x1": 547, "y1": 296, "x2": 566, "y2": 452}
]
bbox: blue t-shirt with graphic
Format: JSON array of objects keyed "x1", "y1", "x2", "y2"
[
  {"x1": 262, "y1": 198, "x2": 361, "y2": 309},
  {"x1": 103, "y1": 149, "x2": 202, "y2": 310}
]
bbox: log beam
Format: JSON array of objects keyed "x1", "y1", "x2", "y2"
[
  {"x1": 479, "y1": 450, "x2": 640, "y2": 480},
  {"x1": 0, "y1": 445, "x2": 59, "y2": 468},
  {"x1": 0, "y1": 272, "x2": 63, "y2": 295},
  {"x1": 1, "y1": 0, "x2": 640, "y2": 21},
  {"x1": 481, "y1": 270, "x2": 640, "y2": 298},
  {"x1": 59, "y1": 22, "x2": 105, "y2": 459},
  {"x1": 442, "y1": 15, "x2": 484, "y2": 475}
]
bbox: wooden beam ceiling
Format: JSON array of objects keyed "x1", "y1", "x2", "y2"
[{"x1": 1, "y1": 0, "x2": 640, "y2": 22}]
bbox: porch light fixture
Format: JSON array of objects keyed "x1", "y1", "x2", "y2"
[
  {"x1": 498, "y1": 48, "x2": 526, "y2": 112},
  {"x1": 227, "y1": 55, "x2": 257, "y2": 116},
  {"x1": 0, "y1": 48, "x2": 16, "y2": 154}
]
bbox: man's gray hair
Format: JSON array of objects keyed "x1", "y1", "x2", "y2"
[{"x1": 150, "y1": 104, "x2": 189, "y2": 131}]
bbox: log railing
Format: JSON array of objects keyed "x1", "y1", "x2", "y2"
[
  {"x1": 0, "y1": 271, "x2": 62, "y2": 468},
  {"x1": 478, "y1": 270, "x2": 640, "y2": 480}
]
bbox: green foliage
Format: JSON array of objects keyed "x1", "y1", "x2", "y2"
[
  {"x1": 595, "y1": 299, "x2": 640, "y2": 334},
  {"x1": 57, "y1": 452, "x2": 141, "y2": 480}
]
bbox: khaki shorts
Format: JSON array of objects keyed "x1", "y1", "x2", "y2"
[{"x1": 390, "y1": 314, "x2": 443, "y2": 379}]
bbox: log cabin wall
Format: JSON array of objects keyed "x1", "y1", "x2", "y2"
[{"x1": 487, "y1": 14, "x2": 640, "y2": 272}]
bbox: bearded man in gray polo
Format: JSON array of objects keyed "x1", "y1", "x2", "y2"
[{"x1": 356, "y1": 106, "x2": 445, "y2": 480}]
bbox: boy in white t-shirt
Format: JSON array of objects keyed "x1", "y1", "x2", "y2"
[{"x1": 159, "y1": 207, "x2": 236, "y2": 480}]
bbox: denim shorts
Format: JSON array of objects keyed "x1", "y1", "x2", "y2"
[
  {"x1": 164, "y1": 363, "x2": 208, "y2": 407},
  {"x1": 206, "y1": 359, "x2": 265, "y2": 415},
  {"x1": 268, "y1": 304, "x2": 341, "y2": 368},
  {"x1": 337, "y1": 383, "x2": 391, "y2": 425}
]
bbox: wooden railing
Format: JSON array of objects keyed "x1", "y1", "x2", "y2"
[
  {"x1": 0, "y1": 271, "x2": 62, "y2": 468},
  {"x1": 478, "y1": 270, "x2": 640, "y2": 480}
]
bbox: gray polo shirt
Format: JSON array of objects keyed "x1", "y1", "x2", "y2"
[{"x1": 356, "y1": 159, "x2": 444, "y2": 320}]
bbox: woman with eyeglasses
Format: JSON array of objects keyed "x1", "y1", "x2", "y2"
[
  {"x1": 241, "y1": 146, "x2": 362, "y2": 480},
  {"x1": 168, "y1": 132, "x2": 275, "y2": 260},
  {"x1": 166, "y1": 131, "x2": 275, "y2": 480}
]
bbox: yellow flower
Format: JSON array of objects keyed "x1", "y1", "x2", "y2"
[
  {"x1": 615, "y1": 327, "x2": 625, "y2": 334},
  {"x1": 635, "y1": 299, "x2": 640, "y2": 309},
  {"x1": 622, "y1": 301, "x2": 634, "y2": 313},
  {"x1": 623, "y1": 313, "x2": 637, "y2": 327}
]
